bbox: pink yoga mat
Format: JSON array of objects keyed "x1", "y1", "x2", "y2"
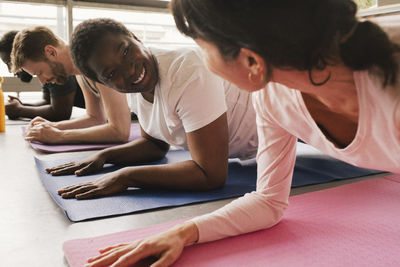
[
  {"x1": 63, "y1": 174, "x2": 400, "y2": 267},
  {"x1": 23, "y1": 123, "x2": 141, "y2": 153}
]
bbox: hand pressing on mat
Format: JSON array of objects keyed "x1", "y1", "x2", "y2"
[
  {"x1": 28, "y1": 116, "x2": 53, "y2": 129},
  {"x1": 85, "y1": 221, "x2": 198, "y2": 267},
  {"x1": 5, "y1": 97, "x2": 22, "y2": 120},
  {"x1": 25, "y1": 123, "x2": 63, "y2": 143},
  {"x1": 57, "y1": 169, "x2": 128, "y2": 199},
  {"x1": 46, "y1": 153, "x2": 107, "y2": 176}
]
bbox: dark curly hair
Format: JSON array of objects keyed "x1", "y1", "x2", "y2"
[
  {"x1": 70, "y1": 18, "x2": 139, "y2": 83},
  {"x1": 0, "y1": 30, "x2": 33, "y2": 83},
  {"x1": 172, "y1": 0, "x2": 400, "y2": 87},
  {"x1": 0, "y1": 30, "x2": 18, "y2": 68}
]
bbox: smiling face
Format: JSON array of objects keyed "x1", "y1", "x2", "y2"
[
  {"x1": 22, "y1": 58, "x2": 68, "y2": 85},
  {"x1": 87, "y1": 33, "x2": 159, "y2": 94}
]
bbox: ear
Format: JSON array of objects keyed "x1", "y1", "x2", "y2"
[
  {"x1": 237, "y1": 48, "x2": 266, "y2": 77},
  {"x1": 43, "y1": 45, "x2": 57, "y2": 60}
]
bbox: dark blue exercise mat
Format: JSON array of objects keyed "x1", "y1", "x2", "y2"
[
  {"x1": 34, "y1": 144, "x2": 382, "y2": 222},
  {"x1": 291, "y1": 143, "x2": 383, "y2": 187}
]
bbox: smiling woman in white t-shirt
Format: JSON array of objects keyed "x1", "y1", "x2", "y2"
[{"x1": 46, "y1": 18, "x2": 258, "y2": 198}]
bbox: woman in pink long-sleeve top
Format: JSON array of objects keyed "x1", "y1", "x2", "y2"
[{"x1": 84, "y1": 1, "x2": 400, "y2": 266}]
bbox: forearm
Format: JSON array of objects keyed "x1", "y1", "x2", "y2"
[
  {"x1": 22, "y1": 99, "x2": 49, "y2": 107},
  {"x1": 53, "y1": 114, "x2": 105, "y2": 130},
  {"x1": 18, "y1": 105, "x2": 71, "y2": 121},
  {"x1": 101, "y1": 137, "x2": 169, "y2": 165},
  {"x1": 190, "y1": 101, "x2": 296, "y2": 243},
  {"x1": 55, "y1": 122, "x2": 130, "y2": 143},
  {"x1": 119, "y1": 160, "x2": 223, "y2": 191},
  {"x1": 192, "y1": 190, "x2": 289, "y2": 243}
]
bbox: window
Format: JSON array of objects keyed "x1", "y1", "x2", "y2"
[
  {"x1": 72, "y1": 5, "x2": 193, "y2": 47},
  {"x1": 0, "y1": 0, "x2": 193, "y2": 77},
  {"x1": 355, "y1": 0, "x2": 378, "y2": 9},
  {"x1": 0, "y1": 2, "x2": 67, "y2": 76}
]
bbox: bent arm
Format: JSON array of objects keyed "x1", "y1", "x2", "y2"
[
  {"x1": 100, "y1": 126, "x2": 170, "y2": 165},
  {"x1": 50, "y1": 77, "x2": 131, "y2": 143},
  {"x1": 191, "y1": 94, "x2": 297, "y2": 243},
  {"x1": 106, "y1": 113, "x2": 229, "y2": 191},
  {"x1": 22, "y1": 91, "x2": 50, "y2": 106},
  {"x1": 15, "y1": 92, "x2": 75, "y2": 121}
]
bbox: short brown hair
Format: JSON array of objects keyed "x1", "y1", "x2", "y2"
[{"x1": 11, "y1": 26, "x2": 62, "y2": 72}]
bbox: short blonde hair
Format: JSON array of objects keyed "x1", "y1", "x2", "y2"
[{"x1": 11, "y1": 26, "x2": 62, "y2": 73}]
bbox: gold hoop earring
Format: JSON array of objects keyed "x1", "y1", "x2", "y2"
[{"x1": 248, "y1": 72, "x2": 265, "y2": 86}]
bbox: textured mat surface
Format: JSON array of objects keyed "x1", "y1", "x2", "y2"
[
  {"x1": 64, "y1": 174, "x2": 400, "y2": 267},
  {"x1": 24, "y1": 123, "x2": 141, "y2": 153},
  {"x1": 35, "y1": 143, "x2": 381, "y2": 222}
]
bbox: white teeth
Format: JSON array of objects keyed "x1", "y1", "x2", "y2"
[{"x1": 133, "y1": 67, "x2": 146, "y2": 84}]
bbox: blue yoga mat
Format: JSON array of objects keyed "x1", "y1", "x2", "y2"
[{"x1": 34, "y1": 143, "x2": 382, "y2": 222}]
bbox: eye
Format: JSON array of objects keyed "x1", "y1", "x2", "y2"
[
  {"x1": 105, "y1": 70, "x2": 115, "y2": 81},
  {"x1": 123, "y1": 46, "x2": 129, "y2": 57}
]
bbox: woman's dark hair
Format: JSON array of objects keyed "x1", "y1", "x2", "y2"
[
  {"x1": 0, "y1": 31, "x2": 18, "y2": 62},
  {"x1": 172, "y1": 0, "x2": 400, "y2": 87},
  {"x1": 70, "y1": 18, "x2": 137, "y2": 83},
  {"x1": 0, "y1": 30, "x2": 33, "y2": 83}
]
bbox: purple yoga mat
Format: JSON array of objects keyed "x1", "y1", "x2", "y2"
[{"x1": 23, "y1": 123, "x2": 141, "y2": 153}]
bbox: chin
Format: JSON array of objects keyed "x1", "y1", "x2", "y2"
[{"x1": 116, "y1": 87, "x2": 135, "y2": 94}]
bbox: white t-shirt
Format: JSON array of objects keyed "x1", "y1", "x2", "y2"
[
  {"x1": 192, "y1": 70, "x2": 400, "y2": 243},
  {"x1": 129, "y1": 47, "x2": 258, "y2": 159}
]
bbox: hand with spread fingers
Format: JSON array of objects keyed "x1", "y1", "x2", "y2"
[
  {"x1": 85, "y1": 221, "x2": 198, "y2": 267},
  {"x1": 46, "y1": 153, "x2": 107, "y2": 176},
  {"x1": 24, "y1": 122, "x2": 63, "y2": 143},
  {"x1": 57, "y1": 169, "x2": 128, "y2": 199}
]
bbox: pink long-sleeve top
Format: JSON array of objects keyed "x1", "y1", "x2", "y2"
[{"x1": 192, "y1": 70, "x2": 400, "y2": 243}]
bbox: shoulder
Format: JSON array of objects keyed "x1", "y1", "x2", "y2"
[
  {"x1": 255, "y1": 82, "x2": 298, "y2": 107},
  {"x1": 253, "y1": 82, "x2": 300, "y2": 123},
  {"x1": 150, "y1": 46, "x2": 210, "y2": 82},
  {"x1": 151, "y1": 46, "x2": 224, "y2": 100}
]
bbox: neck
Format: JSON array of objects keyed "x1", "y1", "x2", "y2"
[
  {"x1": 271, "y1": 64, "x2": 357, "y2": 112},
  {"x1": 59, "y1": 45, "x2": 80, "y2": 76}
]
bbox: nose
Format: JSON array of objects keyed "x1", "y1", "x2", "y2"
[
  {"x1": 122, "y1": 60, "x2": 135, "y2": 79},
  {"x1": 37, "y1": 74, "x2": 47, "y2": 85},
  {"x1": 6, "y1": 63, "x2": 12, "y2": 73},
  {"x1": 122, "y1": 61, "x2": 136, "y2": 85}
]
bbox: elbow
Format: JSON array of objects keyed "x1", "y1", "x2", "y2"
[
  {"x1": 264, "y1": 199, "x2": 288, "y2": 228},
  {"x1": 196, "y1": 161, "x2": 228, "y2": 191},
  {"x1": 151, "y1": 147, "x2": 169, "y2": 161},
  {"x1": 112, "y1": 125, "x2": 131, "y2": 142},
  {"x1": 49, "y1": 106, "x2": 72, "y2": 121},
  {"x1": 52, "y1": 112, "x2": 71, "y2": 121},
  {"x1": 202, "y1": 172, "x2": 227, "y2": 191},
  {"x1": 114, "y1": 130, "x2": 130, "y2": 143},
  {"x1": 270, "y1": 208, "x2": 285, "y2": 227}
]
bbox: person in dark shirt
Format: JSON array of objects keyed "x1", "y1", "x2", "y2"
[{"x1": 0, "y1": 30, "x2": 85, "y2": 121}]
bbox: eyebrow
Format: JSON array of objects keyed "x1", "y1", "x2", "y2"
[{"x1": 115, "y1": 42, "x2": 123, "y2": 55}]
